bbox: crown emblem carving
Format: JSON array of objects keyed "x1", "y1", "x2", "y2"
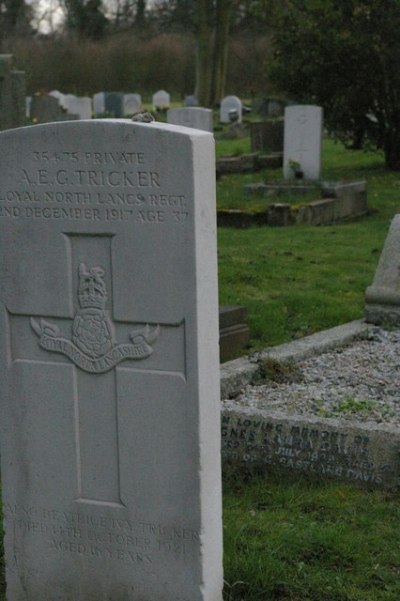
[
  {"x1": 31, "y1": 262, "x2": 159, "y2": 373},
  {"x1": 78, "y1": 263, "x2": 108, "y2": 310}
]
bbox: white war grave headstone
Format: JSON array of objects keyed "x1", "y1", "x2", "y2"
[
  {"x1": 219, "y1": 95, "x2": 242, "y2": 124},
  {"x1": 0, "y1": 120, "x2": 223, "y2": 601},
  {"x1": 365, "y1": 213, "x2": 400, "y2": 325},
  {"x1": 93, "y1": 92, "x2": 105, "y2": 115},
  {"x1": 152, "y1": 90, "x2": 170, "y2": 110},
  {"x1": 123, "y1": 94, "x2": 142, "y2": 116},
  {"x1": 283, "y1": 105, "x2": 323, "y2": 180},
  {"x1": 167, "y1": 107, "x2": 213, "y2": 132}
]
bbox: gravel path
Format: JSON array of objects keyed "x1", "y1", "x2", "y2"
[{"x1": 234, "y1": 327, "x2": 400, "y2": 426}]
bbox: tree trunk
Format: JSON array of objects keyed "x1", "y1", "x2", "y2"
[
  {"x1": 384, "y1": 130, "x2": 400, "y2": 170},
  {"x1": 210, "y1": 0, "x2": 235, "y2": 105},
  {"x1": 196, "y1": 0, "x2": 213, "y2": 107}
]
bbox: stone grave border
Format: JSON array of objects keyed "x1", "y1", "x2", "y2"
[
  {"x1": 217, "y1": 180, "x2": 368, "y2": 227},
  {"x1": 220, "y1": 320, "x2": 400, "y2": 490}
]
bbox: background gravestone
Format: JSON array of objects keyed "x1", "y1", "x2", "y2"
[
  {"x1": 220, "y1": 95, "x2": 242, "y2": 124},
  {"x1": 152, "y1": 89, "x2": 170, "y2": 110},
  {"x1": 93, "y1": 91, "x2": 105, "y2": 115},
  {"x1": 30, "y1": 94, "x2": 76, "y2": 123},
  {"x1": 104, "y1": 92, "x2": 124, "y2": 117},
  {"x1": 185, "y1": 95, "x2": 199, "y2": 107},
  {"x1": 283, "y1": 104, "x2": 323, "y2": 180},
  {"x1": 0, "y1": 120, "x2": 223, "y2": 601},
  {"x1": 167, "y1": 107, "x2": 213, "y2": 132},
  {"x1": 250, "y1": 120, "x2": 284, "y2": 153},
  {"x1": 123, "y1": 93, "x2": 142, "y2": 116},
  {"x1": 0, "y1": 54, "x2": 26, "y2": 130},
  {"x1": 365, "y1": 214, "x2": 400, "y2": 325}
]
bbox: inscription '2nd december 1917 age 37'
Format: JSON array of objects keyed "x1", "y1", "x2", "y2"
[{"x1": 0, "y1": 149, "x2": 189, "y2": 224}]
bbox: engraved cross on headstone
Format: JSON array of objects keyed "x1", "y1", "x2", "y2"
[{"x1": 7, "y1": 233, "x2": 185, "y2": 509}]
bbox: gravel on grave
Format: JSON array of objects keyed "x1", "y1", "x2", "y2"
[{"x1": 234, "y1": 327, "x2": 400, "y2": 426}]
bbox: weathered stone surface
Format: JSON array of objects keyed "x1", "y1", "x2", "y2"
[
  {"x1": 221, "y1": 403, "x2": 400, "y2": 490},
  {"x1": 0, "y1": 120, "x2": 222, "y2": 601},
  {"x1": 220, "y1": 320, "x2": 400, "y2": 489},
  {"x1": 365, "y1": 214, "x2": 400, "y2": 325}
]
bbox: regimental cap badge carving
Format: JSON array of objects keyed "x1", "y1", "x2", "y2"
[
  {"x1": 31, "y1": 263, "x2": 159, "y2": 374},
  {"x1": 78, "y1": 263, "x2": 108, "y2": 310}
]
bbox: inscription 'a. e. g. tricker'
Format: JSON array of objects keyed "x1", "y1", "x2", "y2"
[{"x1": 20, "y1": 168, "x2": 160, "y2": 188}]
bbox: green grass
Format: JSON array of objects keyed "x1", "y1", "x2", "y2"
[
  {"x1": 223, "y1": 473, "x2": 400, "y2": 601},
  {"x1": 216, "y1": 137, "x2": 398, "y2": 351}
]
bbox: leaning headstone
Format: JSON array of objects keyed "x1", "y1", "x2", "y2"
[
  {"x1": 283, "y1": 105, "x2": 323, "y2": 180},
  {"x1": 0, "y1": 54, "x2": 26, "y2": 130},
  {"x1": 167, "y1": 107, "x2": 213, "y2": 132},
  {"x1": 365, "y1": 214, "x2": 400, "y2": 325},
  {"x1": 0, "y1": 119, "x2": 222, "y2": 601},
  {"x1": 250, "y1": 119, "x2": 284, "y2": 153},
  {"x1": 123, "y1": 93, "x2": 142, "y2": 116},
  {"x1": 93, "y1": 91, "x2": 106, "y2": 115},
  {"x1": 220, "y1": 95, "x2": 242, "y2": 124},
  {"x1": 152, "y1": 89, "x2": 170, "y2": 110}
]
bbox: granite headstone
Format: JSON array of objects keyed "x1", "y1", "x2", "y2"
[{"x1": 0, "y1": 119, "x2": 223, "y2": 601}]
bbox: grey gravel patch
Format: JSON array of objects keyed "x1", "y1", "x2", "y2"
[{"x1": 234, "y1": 327, "x2": 400, "y2": 426}]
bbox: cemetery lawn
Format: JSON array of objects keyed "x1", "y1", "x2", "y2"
[
  {"x1": 217, "y1": 137, "x2": 398, "y2": 351},
  {"x1": 223, "y1": 472, "x2": 400, "y2": 601},
  {"x1": 2, "y1": 474, "x2": 400, "y2": 601}
]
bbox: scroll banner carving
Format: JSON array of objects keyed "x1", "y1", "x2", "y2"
[{"x1": 31, "y1": 318, "x2": 159, "y2": 373}]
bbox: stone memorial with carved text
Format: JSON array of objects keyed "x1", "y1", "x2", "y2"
[
  {"x1": 0, "y1": 120, "x2": 223, "y2": 601},
  {"x1": 283, "y1": 105, "x2": 323, "y2": 180}
]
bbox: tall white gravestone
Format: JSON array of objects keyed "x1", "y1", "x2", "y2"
[
  {"x1": 0, "y1": 120, "x2": 223, "y2": 601},
  {"x1": 283, "y1": 105, "x2": 323, "y2": 180}
]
